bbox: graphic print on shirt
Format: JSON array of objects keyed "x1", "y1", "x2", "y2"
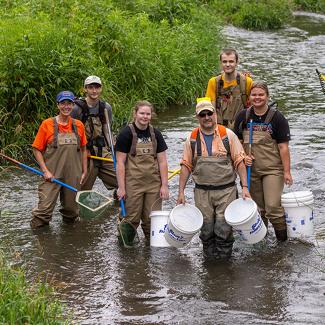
[{"x1": 251, "y1": 122, "x2": 273, "y2": 135}]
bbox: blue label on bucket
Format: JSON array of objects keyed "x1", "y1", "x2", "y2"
[
  {"x1": 166, "y1": 225, "x2": 185, "y2": 242},
  {"x1": 250, "y1": 215, "x2": 262, "y2": 234},
  {"x1": 159, "y1": 224, "x2": 168, "y2": 234}
]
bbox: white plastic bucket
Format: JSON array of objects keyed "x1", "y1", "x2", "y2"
[
  {"x1": 150, "y1": 211, "x2": 171, "y2": 247},
  {"x1": 164, "y1": 204, "x2": 203, "y2": 248},
  {"x1": 281, "y1": 191, "x2": 314, "y2": 238},
  {"x1": 225, "y1": 198, "x2": 267, "y2": 244}
]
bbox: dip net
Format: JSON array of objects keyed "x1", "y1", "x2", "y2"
[{"x1": 76, "y1": 190, "x2": 113, "y2": 219}]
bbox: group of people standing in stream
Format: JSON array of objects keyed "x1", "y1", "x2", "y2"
[{"x1": 31, "y1": 48, "x2": 293, "y2": 259}]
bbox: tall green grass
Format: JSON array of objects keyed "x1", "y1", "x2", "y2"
[
  {"x1": 1, "y1": 0, "x2": 322, "y2": 158},
  {"x1": 294, "y1": 0, "x2": 325, "y2": 12},
  {"x1": 0, "y1": 0, "x2": 222, "y2": 158},
  {"x1": 212, "y1": 0, "x2": 293, "y2": 30},
  {"x1": 0, "y1": 253, "x2": 69, "y2": 324}
]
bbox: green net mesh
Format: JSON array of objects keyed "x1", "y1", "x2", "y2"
[{"x1": 76, "y1": 191, "x2": 112, "y2": 219}]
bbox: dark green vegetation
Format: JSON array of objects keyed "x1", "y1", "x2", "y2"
[
  {"x1": 0, "y1": 0, "x2": 222, "y2": 158},
  {"x1": 294, "y1": 0, "x2": 325, "y2": 12},
  {"x1": 0, "y1": 0, "x2": 324, "y2": 158},
  {"x1": 0, "y1": 253, "x2": 68, "y2": 324}
]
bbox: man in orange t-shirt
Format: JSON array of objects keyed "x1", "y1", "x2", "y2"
[{"x1": 30, "y1": 91, "x2": 88, "y2": 229}]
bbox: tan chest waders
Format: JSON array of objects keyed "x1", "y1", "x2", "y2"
[
  {"x1": 242, "y1": 108, "x2": 286, "y2": 232},
  {"x1": 31, "y1": 118, "x2": 82, "y2": 227},
  {"x1": 191, "y1": 127, "x2": 237, "y2": 258},
  {"x1": 118, "y1": 124, "x2": 162, "y2": 246},
  {"x1": 215, "y1": 73, "x2": 247, "y2": 129}
]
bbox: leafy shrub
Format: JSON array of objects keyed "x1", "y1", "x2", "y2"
[{"x1": 294, "y1": 0, "x2": 325, "y2": 12}]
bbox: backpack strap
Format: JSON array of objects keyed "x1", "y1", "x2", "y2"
[
  {"x1": 98, "y1": 100, "x2": 107, "y2": 124},
  {"x1": 237, "y1": 72, "x2": 248, "y2": 108},
  {"x1": 129, "y1": 124, "x2": 138, "y2": 156},
  {"x1": 215, "y1": 74, "x2": 223, "y2": 110},
  {"x1": 217, "y1": 124, "x2": 230, "y2": 155},
  {"x1": 52, "y1": 118, "x2": 58, "y2": 149},
  {"x1": 190, "y1": 127, "x2": 200, "y2": 160},
  {"x1": 71, "y1": 118, "x2": 81, "y2": 151},
  {"x1": 74, "y1": 98, "x2": 89, "y2": 124},
  {"x1": 190, "y1": 126, "x2": 230, "y2": 159}
]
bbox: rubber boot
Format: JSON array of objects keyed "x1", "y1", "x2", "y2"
[{"x1": 274, "y1": 229, "x2": 288, "y2": 242}]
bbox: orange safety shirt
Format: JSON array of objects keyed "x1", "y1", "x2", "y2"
[{"x1": 32, "y1": 117, "x2": 87, "y2": 152}]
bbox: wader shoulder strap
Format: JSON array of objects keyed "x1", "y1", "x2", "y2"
[
  {"x1": 71, "y1": 118, "x2": 81, "y2": 151},
  {"x1": 218, "y1": 124, "x2": 230, "y2": 154},
  {"x1": 149, "y1": 125, "x2": 157, "y2": 158},
  {"x1": 52, "y1": 118, "x2": 58, "y2": 149},
  {"x1": 265, "y1": 107, "x2": 277, "y2": 124},
  {"x1": 237, "y1": 72, "x2": 247, "y2": 108},
  {"x1": 215, "y1": 74, "x2": 223, "y2": 109},
  {"x1": 245, "y1": 106, "x2": 253, "y2": 124},
  {"x1": 129, "y1": 124, "x2": 138, "y2": 156}
]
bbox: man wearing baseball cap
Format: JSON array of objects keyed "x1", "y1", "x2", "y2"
[
  {"x1": 177, "y1": 97, "x2": 250, "y2": 259},
  {"x1": 31, "y1": 91, "x2": 88, "y2": 228},
  {"x1": 71, "y1": 76, "x2": 117, "y2": 195}
]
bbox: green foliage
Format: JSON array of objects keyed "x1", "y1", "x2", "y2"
[
  {"x1": 294, "y1": 0, "x2": 325, "y2": 12},
  {"x1": 0, "y1": 0, "x2": 222, "y2": 157},
  {"x1": 234, "y1": 1, "x2": 293, "y2": 30},
  {"x1": 213, "y1": 0, "x2": 294, "y2": 30},
  {"x1": 0, "y1": 254, "x2": 68, "y2": 324}
]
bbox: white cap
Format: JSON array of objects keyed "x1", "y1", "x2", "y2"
[{"x1": 84, "y1": 75, "x2": 102, "y2": 87}]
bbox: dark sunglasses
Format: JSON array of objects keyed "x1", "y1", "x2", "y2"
[{"x1": 198, "y1": 111, "x2": 214, "y2": 118}]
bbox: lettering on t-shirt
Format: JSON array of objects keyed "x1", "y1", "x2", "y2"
[{"x1": 252, "y1": 123, "x2": 273, "y2": 135}]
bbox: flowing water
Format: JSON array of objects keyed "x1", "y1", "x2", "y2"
[{"x1": 1, "y1": 13, "x2": 325, "y2": 325}]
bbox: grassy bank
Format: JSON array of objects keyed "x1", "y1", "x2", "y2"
[
  {"x1": 0, "y1": 0, "x2": 222, "y2": 159},
  {"x1": 294, "y1": 0, "x2": 325, "y2": 12},
  {"x1": 0, "y1": 253, "x2": 69, "y2": 324},
  {"x1": 0, "y1": 0, "x2": 324, "y2": 159}
]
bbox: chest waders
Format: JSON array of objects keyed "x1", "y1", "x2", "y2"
[
  {"x1": 215, "y1": 72, "x2": 247, "y2": 129},
  {"x1": 242, "y1": 106, "x2": 287, "y2": 234},
  {"x1": 118, "y1": 124, "x2": 161, "y2": 246},
  {"x1": 190, "y1": 125, "x2": 237, "y2": 258},
  {"x1": 31, "y1": 118, "x2": 82, "y2": 228},
  {"x1": 75, "y1": 99, "x2": 117, "y2": 191}
]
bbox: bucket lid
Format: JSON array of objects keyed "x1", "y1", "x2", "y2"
[
  {"x1": 150, "y1": 210, "x2": 170, "y2": 217},
  {"x1": 281, "y1": 191, "x2": 313, "y2": 203},
  {"x1": 170, "y1": 204, "x2": 203, "y2": 234},
  {"x1": 225, "y1": 198, "x2": 257, "y2": 225}
]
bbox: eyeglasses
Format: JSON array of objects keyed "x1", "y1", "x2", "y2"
[{"x1": 198, "y1": 111, "x2": 214, "y2": 118}]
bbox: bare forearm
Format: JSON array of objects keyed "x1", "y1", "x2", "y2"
[
  {"x1": 237, "y1": 161, "x2": 248, "y2": 186},
  {"x1": 157, "y1": 152, "x2": 168, "y2": 186},
  {"x1": 278, "y1": 143, "x2": 291, "y2": 173},
  {"x1": 178, "y1": 165, "x2": 190, "y2": 193},
  {"x1": 32, "y1": 148, "x2": 49, "y2": 173}
]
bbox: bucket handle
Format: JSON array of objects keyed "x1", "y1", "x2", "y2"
[{"x1": 284, "y1": 188, "x2": 314, "y2": 209}]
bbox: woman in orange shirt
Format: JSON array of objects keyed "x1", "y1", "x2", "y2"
[{"x1": 31, "y1": 91, "x2": 88, "y2": 229}]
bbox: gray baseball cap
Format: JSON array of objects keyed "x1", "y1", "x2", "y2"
[{"x1": 84, "y1": 75, "x2": 102, "y2": 87}]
